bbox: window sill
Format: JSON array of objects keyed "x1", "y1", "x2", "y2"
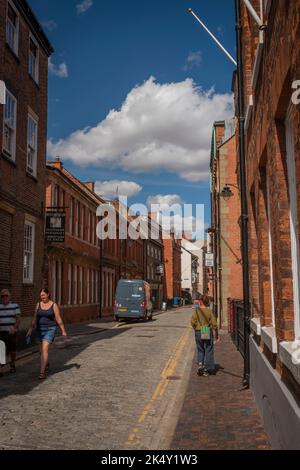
[
  {"x1": 26, "y1": 171, "x2": 38, "y2": 182},
  {"x1": 28, "y1": 74, "x2": 40, "y2": 89},
  {"x1": 5, "y1": 42, "x2": 20, "y2": 63},
  {"x1": 279, "y1": 341, "x2": 300, "y2": 386},
  {"x1": 250, "y1": 317, "x2": 261, "y2": 336},
  {"x1": 261, "y1": 326, "x2": 278, "y2": 353},
  {"x1": 1, "y1": 151, "x2": 16, "y2": 166}
]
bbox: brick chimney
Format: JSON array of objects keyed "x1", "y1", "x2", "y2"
[
  {"x1": 52, "y1": 156, "x2": 63, "y2": 170},
  {"x1": 83, "y1": 182, "x2": 95, "y2": 192}
]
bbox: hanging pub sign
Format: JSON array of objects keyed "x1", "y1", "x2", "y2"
[{"x1": 45, "y1": 211, "x2": 66, "y2": 242}]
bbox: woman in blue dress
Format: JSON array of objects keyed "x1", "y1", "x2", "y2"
[{"x1": 27, "y1": 288, "x2": 67, "y2": 379}]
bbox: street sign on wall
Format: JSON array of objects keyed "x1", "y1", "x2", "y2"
[
  {"x1": 205, "y1": 253, "x2": 214, "y2": 267},
  {"x1": 45, "y1": 212, "x2": 66, "y2": 242}
]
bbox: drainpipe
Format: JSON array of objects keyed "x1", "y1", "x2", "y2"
[{"x1": 235, "y1": 0, "x2": 251, "y2": 388}]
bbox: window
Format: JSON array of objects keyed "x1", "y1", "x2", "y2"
[
  {"x1": 6, "y1": 2, "x2": 19, "y2": 54},
  {"x1": 286, "y1": 107, "x2": 300, "y2": 339},
  {"x1": 73, "y1": 265, "x2": 77, "y2": 305},
  {"x1": 86, "y1": 268, "x2": 90, "y2": 303},
  {"x1": 27, "y1": 115, "x2": 38, "y2": 176},
  {"x1": 69, "y1": 197, "x2": 73, "y2": 235},
  {"x1": 51, "y1": 183, "x2": 58, "y2": 207},
  {"x1": 79, "y1": 267, "x2": 83, "y2": 304},
  {"x1": 3, "y1": 90, "x2": 17, "y2": 159},
  {"x1": 68, "y1": 264, "x2": 72, "y2": 305},
  {"x1": 29, "y1": 36, "x2": 39, "y2": 83},
  {"x1": 266, "y1": 173, "x2": 275, "y2": 326},
  {"x1": 23, "y1": 221, "x2": 35, "y2": 283},
  {"x1": 80, "y1": 206, "x2": 84, "y2": 239},
  {"x1": 74, "y1": 201, "x2": 79, "y2": 237}
]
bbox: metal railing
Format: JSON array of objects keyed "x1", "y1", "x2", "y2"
[{"x1": 228, "y1": 298, "x2": 245, "y2": 358}]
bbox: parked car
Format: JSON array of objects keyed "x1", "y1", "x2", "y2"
[{"x1": 114, "y1": 279, "x2": 153, "y2": 322}]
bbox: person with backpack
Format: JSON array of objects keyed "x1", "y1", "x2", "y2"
[{"x1": 190, "y1": 294, "x2": 220, "y2": 376}]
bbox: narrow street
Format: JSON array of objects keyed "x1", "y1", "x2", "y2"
[{"x1": 0, "y1": 309, "x2": 194, "y2": 450}]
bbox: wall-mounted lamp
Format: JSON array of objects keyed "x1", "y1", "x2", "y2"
[{"x1": 221, "y1": 185, "x2": 234, "y2": 201}]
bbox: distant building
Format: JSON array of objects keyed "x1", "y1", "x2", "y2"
[
  {"x1": 46, "y1": 159, "x2": 102, "y2": 323},
  {"x1": 210, "y1": 119, "x2": 243, "y2": 328},
  {"x1": 163, "y1": 234, "x2": 182, "y2": 306}
]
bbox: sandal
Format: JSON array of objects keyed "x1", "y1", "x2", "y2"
[
  {"x1": 38, "y1": 372, "x2": 46, "y2": 380},
  {"x1": 45, "y1": 363, "x2": 50, "y2": 373}
]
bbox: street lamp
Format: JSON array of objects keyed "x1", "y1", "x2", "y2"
[{"x1": 220, "y1": 183, "x2": 240, "y2": 201}]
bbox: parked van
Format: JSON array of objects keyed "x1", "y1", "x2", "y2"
[{"x1": 114, "y1": 279, "x2": 153, "y2": 321}]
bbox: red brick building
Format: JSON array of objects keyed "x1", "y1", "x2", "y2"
[
  {"x1": 46, "y1": 159, "x2": 102, "y2": 323},
  {"x1": 236, "y1": 0, "x2": 300, "y2": 448},
  {"x1": 210, "y1": 119, "x2": 243, "y2": 327},
  {"x1": 163, "y1": 234, "x2": 182, "y2": 306},
  {"x1": 0, "y1": 0, "x2": 53, "y2": 330},
  {"x1": 144, "y1": 215, "x2": 164, "y2": 310}
]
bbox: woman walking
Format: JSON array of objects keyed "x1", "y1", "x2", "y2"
[
  {"x1": 191, "y1": 294, "x2": 219, "y2": 376},
  {"x1": 27, "y1": 289, "x2": 67, "y2": 380}
]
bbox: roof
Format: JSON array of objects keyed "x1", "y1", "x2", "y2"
[
  {"x1": 47, "y1": 161, "x2": 105, "y2": 206},
  {"x1": 14, "y1": 0, "x2": 54, "y2": 56}
]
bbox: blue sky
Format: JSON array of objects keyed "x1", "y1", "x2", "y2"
[{"x1": 28, "y1": 0, "x2": 236, "y2": 233}]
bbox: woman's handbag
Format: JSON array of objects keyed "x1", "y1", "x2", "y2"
[{"x1": 196, "y1": 309, "x2": 211, "y2": 340}]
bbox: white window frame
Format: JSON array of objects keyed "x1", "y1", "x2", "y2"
[
  {"x1": 96, "y1": 270, "x2": 99, "y2": 304},
  {"x1": 69, "y1": 197, "x2": 73, "y2": 235},
  {"x1": 286, "y1": 106, "x2": 300, "y2": 339},
  {"x1": 80, "y1": 206, "x2": 84, "y2": 239},
  {"x1": 23, "y1": 221, "x2": 35, "y2": 283},
  {"x1": 75, "y1": 201, "x2": 79, "y2": 237},
  {"x1": 91, "y1": 270, "x2": 94, "y2": 304},
  {"x1": 86, "y1": 268, "x2": 90, "y2": 303},
  {"x1": 68, "y1": 264, "x2": 72, "y2": 305},
  {"x1": 266, "y1": 173, "x2": 275, "y2": 327},
  {"x1": 27, "y1": 114, "x2": 38, "y2": 176},
  {"x1": 29, "y1": 34, "x2": 39, "y2": 84},
  {"x1": 79, "y1": 266, "x2": 83, "y2": 304},
  {"x1": 6, "y1": 1, "x2": 19, "y2": 55},
  {"x1": 3, "y1": 89, "x2": 17, "y2": 160},
  {"x1": 73, "y1": 265, "x2": 77, "y2": 305}
]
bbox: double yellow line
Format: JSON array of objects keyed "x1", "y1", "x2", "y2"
[{"x1": 127, "y1": 326, "x2": 191, "y2": 446}]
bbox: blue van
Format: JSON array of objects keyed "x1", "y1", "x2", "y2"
[{"x1": 114, "y1": 279, "x2": 153, "y2": 321}]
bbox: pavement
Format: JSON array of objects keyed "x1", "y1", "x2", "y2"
[{"x1": 170, "y1": 330, "x2": 271, "y2": 450}]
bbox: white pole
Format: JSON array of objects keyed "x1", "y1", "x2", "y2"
[
  {"x1": 188, "y1": 8, "x2": 237, "y2": 66},
  {"x1": 243, "y1": 0, "x2": 266, "y2": 29}
]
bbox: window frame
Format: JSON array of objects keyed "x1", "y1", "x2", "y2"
[
  {"x1": 3, "y1": 89, "x2": 17, "y2": 160},
  {"x1": 23, "y1": 220, "x2": 35, "y2": 284},
  {"x1": 27, "y1": 113, "x2": 38, "y2": 176},
  {"x1": 28, "y1": 34, "x2": 39, "y2": 84},
  {"x1": 6, "y1": 1, "x2": 19, "y2": 55}
]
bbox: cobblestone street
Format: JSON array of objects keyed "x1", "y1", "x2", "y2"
[{"x1": 0, "y1": 308, "x2": 194, "y2": 450}]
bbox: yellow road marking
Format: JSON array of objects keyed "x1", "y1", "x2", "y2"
[{"x1": 126, "y1": 326, "x2": 191, "y2": 446}]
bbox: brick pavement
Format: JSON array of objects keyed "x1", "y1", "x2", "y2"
[{"x1": 171, "y1": 331, "x2": 271, "y2": 450}]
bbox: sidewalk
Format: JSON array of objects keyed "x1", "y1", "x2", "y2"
[{"x1": 170, "y1": 331, "x2": 271, "y2": 450}]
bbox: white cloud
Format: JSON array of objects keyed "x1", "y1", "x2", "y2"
[
  {"x1": 183, "y1": 51, "x2": 203, "y2": 71},
  {"x1": 47, "y1": 77, "x2": 233, "y2": 182},
  {"x1": 147, "y1": 194, "x2": 184, "y2": 208},
  {"x1": 42, "y1": 20, "x2": 57, "y2": 31},
  {"x1": 94, "y1": 180, "x2": 142, "y2": 198},
  {"x1": 48, "y1": 58, "x2": 68, "y2": 78},
  {"x1": 76, "y1": 0, "x2": 93, "y2": 14}
]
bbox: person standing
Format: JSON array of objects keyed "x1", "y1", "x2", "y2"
[
  {"x1": 27, "y1": 288, "x2": 67, "y2": 380},
  {"x1": 0, "y1": 289, "x2": 21, "y2": 373},
  {"x1": 190, "y1": 294, "x2": 219, "y2": 376}
]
